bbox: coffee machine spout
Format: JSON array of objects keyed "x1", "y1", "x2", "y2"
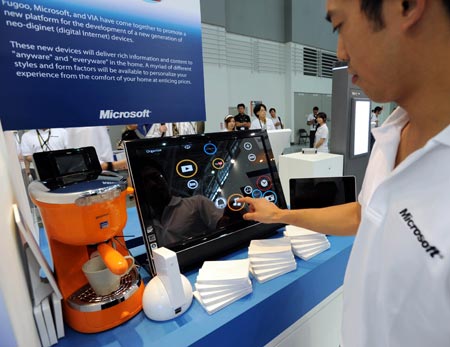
[{"x1": 97, "y1": 243, "x2": 130, "y2": 276}]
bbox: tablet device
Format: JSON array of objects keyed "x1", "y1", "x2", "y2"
[{"x1": 289, "y1": 176, "x2": 356, "y2": 209}]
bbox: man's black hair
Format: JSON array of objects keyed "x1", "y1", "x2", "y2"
[
  {"x1": 237, "y1": 103, "x2": 245, "y2": 109},
  {"x1": 360, "y1": 0, "x2": 450, "y2": 30},
  {"x1": 372, "y1": 106, "x2": 383, "y2": 113},
  {"x1": 313, "y1": 106, "x2": 319, "y2": 111}
]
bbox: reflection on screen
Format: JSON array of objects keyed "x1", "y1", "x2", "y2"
[
  {"x1": 353, "y1": 100, "x2": 371, "y2": 156},
  {"x1": 126, "y1": 133, "x2": 285, "y2": 251},
  {"x1": 55, "y1": 154, "x2": 87, "y2": 175}
]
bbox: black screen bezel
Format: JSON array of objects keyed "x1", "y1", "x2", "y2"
[
  {"x1": 32, "y1": 146, "x2": 102, "y2": 190},
  {"x1": 124, "y1": 130, "x2": 287, "y2": 274}
]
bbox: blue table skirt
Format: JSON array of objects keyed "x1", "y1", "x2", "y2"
[{"x1": 53, "y1": 207, "x2": 354, "y2": 347}]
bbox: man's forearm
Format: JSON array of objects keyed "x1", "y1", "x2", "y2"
[{"x1": 277, "y1": 202, "x2": 361, "y2": 236}]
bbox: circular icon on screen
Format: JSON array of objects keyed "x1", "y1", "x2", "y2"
[
  {"x1": 212, "y1": 157, "x2": 225, "y2": 170},
  {"x1": 227, "y1": 193, "x2": 245, "y2": 212},
  {"x1": 263, "y1": 190, "x2": 277, "y2": 204},
  {"x1": 187, "y1": 180, "x2": 198, "y2": 190},
  {"x1": 176, "y1": 159, "x2": 198, "y2": 178},
  {"x1": 252, "y1": 189, "x2": 263, "y2": 198},
  {"x1": 248, "y1": 153, "x2": 256, "y2": 162},
  {"x1": 243, "y1": 185, "x2": 253, "y2": 195},
  {"x1": 215, "y1": 197, "x2": 227, "y2": 209},
  {"x1": 203, "y1": 143, "x2": 217, "y2": 156},
  {"x1": 243, "y1": 142, "x2": 252, "y2": 151},
  {"x1": 256, "y1": 175, "x2": 272, "y2": 191}
]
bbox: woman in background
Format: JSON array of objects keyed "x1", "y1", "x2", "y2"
[
  {"x1": 250, "y1": 103, "x2": 276, "y2": 130},
  {"x1": 370, "y1": 106, "x2": 383, "y2": 150},
  {"x1": 314, "y1": 112, "x2": 329, "y2": 153},
  {"x1": 223, "y1": 115, "x2": 236, "y2": 131}
]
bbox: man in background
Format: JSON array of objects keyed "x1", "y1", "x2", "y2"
[
  {"x1": 269, "y1": 108, "x2": 283, "y2": 129},
  {"x1": 306, "y1": 106, "x2": 319, "y2": 147},
  {"x1": 21, "y1": 128, "x2": 68, "y2": 179},
  {"x1": 234, "y1": 103, "x2": 251, "y2": 130}
]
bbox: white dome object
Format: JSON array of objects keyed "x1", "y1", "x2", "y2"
[{"x1": 142, "y1": 275, "x2": 193, "y2": 321}]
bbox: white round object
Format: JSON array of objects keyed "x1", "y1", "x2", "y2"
[{"x1": 142, "y1": 275, "x2": 193, "y2": 321}]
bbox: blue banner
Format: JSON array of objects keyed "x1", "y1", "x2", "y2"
[{"x1": 0, "y1": 0, "x2": 205, "y2": 130}]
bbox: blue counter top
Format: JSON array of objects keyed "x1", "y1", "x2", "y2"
[{"x1": 54, "y1": 208, "x2": 354, "y2": 347}]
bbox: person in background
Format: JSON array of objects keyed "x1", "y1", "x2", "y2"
[
  {"x1": 223, "y1": 115, "x2": 236, "y2": 131},
  {"x1": 21, "y1": 128, "x2": 68, "y2": 179},
  {"x1": 122, "y1": 124, "x2": 142, "y2": 141},
  {"x1": 195, "y1": 121, "x2": 206, "y2": 134},
  {"x1": 370, "y1": 106, "x2": 383, "y2": 149},
  {"x1": 146, "y1": 122, "x2": 198, "y2": 137},
  {"x1": 136, "y1": 123, "x2": 153, "y2": 138},
  {"x1": 306, "y1": 106, "x2": 319, "y2": 148},
  {"x1": 234, "y1": 103, "x2": 251, "y2": 130},
  {"x1": 250, "y1": 103, "x2": 276, "y2": 130},
  {"x1": 66, "y1": 126, "x2": 127, "y2": 171},
  {"x1": 269, "y1": 108, "x2": 283, "y2": 129},
  {"x1": 117, "y1": 124, "x2": 142, "y2": 149},
  {"x1": 239, "y1": 0, "x2": 450, "y2": 346},
  {"x1": 313, "y1": 112, "x2": 329, "y2": 152}
]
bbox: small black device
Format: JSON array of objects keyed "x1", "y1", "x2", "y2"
[
  {"x1": 124, "y1": 130, "x2": 287, "y2": 274},
  {"x1": 289, "y1": 176, "x2": 357, "y2": 210},
  {"x1": 32, "y1": 147, "x2": 102, "y2": 190}
]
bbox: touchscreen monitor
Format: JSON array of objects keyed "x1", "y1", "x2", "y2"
[
  {"x1": 289, "y1": 176, "x2": 357, "y2": 210},
  {"x1": 125, "y1": 130, "x2": 287, "y2": 273}
]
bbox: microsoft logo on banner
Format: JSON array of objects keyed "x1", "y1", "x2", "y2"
[{"x1": 99, "y1": 109, "x2": 151, "y2": 119}]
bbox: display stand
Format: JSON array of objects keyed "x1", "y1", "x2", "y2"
[
  {"x1": 267, "y1": 129, "x2": 292, "y2": 166},
  {"x1": 278, "y1": 152, "x2": 343, "y2": 206}
]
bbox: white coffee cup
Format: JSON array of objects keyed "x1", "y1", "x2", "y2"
[{"x1": 82, "y1": 255, "x2": 135, "y2": 296}]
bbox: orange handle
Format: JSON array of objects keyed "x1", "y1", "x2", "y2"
[{"x1": 97, "y1": 243, "x2": 128, "y2": 275}]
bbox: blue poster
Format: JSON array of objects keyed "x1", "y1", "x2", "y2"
[{"x1": 0, "y1": 0, "x2": 205, "y2": 130}]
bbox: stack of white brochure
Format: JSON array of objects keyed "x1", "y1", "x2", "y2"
[
  {"x1": 248, "y1": 238, "x2": 297, "y2": 283},
  {"x1": 284, "y1": 225, "x2": 330, "y2": 261},
  {"x1": 193, "y1": 258, "x2": 252, "y2": 315}
]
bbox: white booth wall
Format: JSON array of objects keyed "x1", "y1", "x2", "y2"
[
  {"x1": 0, "y1": 128, "x2": 41, "y2": 346},
  {"x1": 201, "y1": 24, "x2": 333, "y2": 138}
]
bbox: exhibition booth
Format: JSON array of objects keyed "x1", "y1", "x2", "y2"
[{"x1": 0, "y1": 1, "x2": 360, "y2": 347}]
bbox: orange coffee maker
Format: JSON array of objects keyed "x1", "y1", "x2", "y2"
[{"x1": 28, "y1": 147, "x2": 144, "y2": 333}]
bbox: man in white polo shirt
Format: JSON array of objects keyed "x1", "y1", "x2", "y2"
[
  {"x1": 239, "y1": 0, "x2": 450, "y2": 346},
  {"x1": 21, "y1": 128, "x2": 68, "y2": 179}
]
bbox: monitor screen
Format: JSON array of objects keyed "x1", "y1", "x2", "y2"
[
  {"x1": 289, "y1": 176, "x2": 357, "y2": 210},
  {"x1": 124, "y1": 130, "x2": 287, "y2": 273},
  {"x1": 32, "y1": 147, "x2": 102, "y2": 189},
  {"x1": 351, "y1": 99, "x2": 371, "y2": 157}
]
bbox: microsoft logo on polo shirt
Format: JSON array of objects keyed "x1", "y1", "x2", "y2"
[{"x1": 399, "y1": 208, "x2": 443, "y2": 259}]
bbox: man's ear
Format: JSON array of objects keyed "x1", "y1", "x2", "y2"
[{"x1": 400, "y1": 0, "x2": 426, "y2": 30}]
